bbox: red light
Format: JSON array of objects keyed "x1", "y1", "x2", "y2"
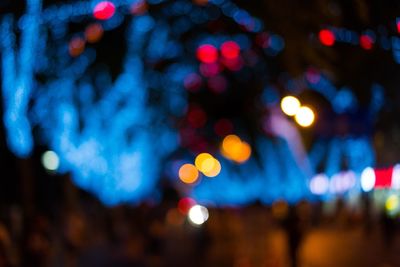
[
  {"x1": 397, "y1": 18, "x2": 400, "y2": 33},
  {"x1": 208, "y1": 75, "x2": 227, "y2": 93},
  {"x1": 360, "y1": 35, "x2": 373, "y2": 50},
  {"x1": 374, "y1": 167, "x2": 394, "y2": 189},
  {"x1": 214, "y1": 119, "x2": 233, "y2": 136},
  {"x1": 256, "y1": 32, "x2": 270, "y2": 48},
  {"x1": 221, "y1": 41, "x2": 240, "y2": 59},
  {"x1": 187, "y1": 106, "x2": 207, "y2": 128},
  {"x1": 318, "y1": 29, "x2": 335, "y2": 46},
  {"x1": 222, "y1": 57, "x2": 243, "y2": 71},
  {"x1": 199, "y1": 62, "x2": 221, "y2": 77},
  {"x1": 178, "y1": 198, "x2": 196, "y2": 215},
  {"x1": 196, "y1": 44, "x2": 218, "y2": 63},
  {"x1": 93, "y1": 1, "x2": 116, "y2": 20}
]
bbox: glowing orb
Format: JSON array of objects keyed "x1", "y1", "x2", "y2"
[
  {"x1": 188, "y1": 205, "x2": 209, "y2": 225},
  {"x1": 179, "y1": 163, "x2": 199, "y2": 184},
  {"x1": 41, "y1": 150, "x2": 60, "y2": 171},
  {"x1": 309, "y1": 174, "x2": 329, "y2": 195},
  {"x1": 85, "y1": 23, "x2": 104, "y2": 43},
  {"x1": 360, "y1": 167, "x2": 375, "y2": 192},
  {"x1": 360, "y1": 35, "x2": 373, "y2": 50},
  {"x1": 221, "y1": 41, "x2": 240, "y2": 59},
  {"x1": 221, "y1": 135, "x2": 251, "y2": 163},
  {"x1": 93, "y1": 1, "x2": 116, "y2": 20},
  {"x1": 294, "y1": 106, "x2": 315, "y2": 127},
  {"x1": 319, "y1": 29, "x2": 335, "y2": 46},
  {"x1": 392, "y1": 164, "x2": 400, "y2": 190},
  {"x1": 280, "y1": 96, "x2": 301, "y2": 116},
  {"x1": 196, "y1": 44, "x2": 218, "y2": 63},
  {"x1": 69, "y1": 37, "x2": 85, "y2": 57},
  {"x1": 386, "y1": 195, "x2": 400, "y2": 212}
]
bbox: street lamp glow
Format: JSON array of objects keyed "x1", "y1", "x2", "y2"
[
  {"x1": 294, "y1": 106, "x2": 315, "y2": 127},
  {"x1": 280, "y1": 96, "x2": 301, "y2": 116},
  {"x1": 41, "y1": 150, "x2": 60, "y2": 171},
  {"x1": 188, "y1": 205, "x2": 209, "y2": 226},
  {"x1": 361, "y1": 167, "x2": 375, "y2": 192}
]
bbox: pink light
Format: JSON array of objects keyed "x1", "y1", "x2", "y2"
[
  {"x1": 392, "y1": 164, "x2": 400, "y2": 189},
  {"x1": 196, "y1": 44, "x2": 218, "y2": 63},
  {"x1": 360, "y1": 35, "x2": 373, "y2": 50},
  {"x1": 93, "y1": 1, "x2": 116, "y2": 20},
  {"x1": 374, "y1": 167, "x2": 393, "y2": 189},
  {"x1": 221, "y1": 41, "x2": 240, "y2": 59},
  {"x1": 397, "y1": 18, "x2": 400, "y2": 33},
  {"x1": 199, "y1": 62, "x2": 221, "y2": 77},
  {"x1": 318, "y1": 29, "x2": 335, "y2": 46},
  {"x1": 305, "y1": 67, "x2": 321, "y2": 84}
]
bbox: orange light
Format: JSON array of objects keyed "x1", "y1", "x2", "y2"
[
  {"x1": 222, "y1": 135, "x2": 241, "y2": 153},
  {"x1": 179, "y1": 163, "x2": 199, "y2": 184},
  {"x1": 221, "y1": 135, "x2": 251, "y2": 163},
  {"x1": 131, "y1": 0, "x2": 148, "y2": 15},
  {"x1": 234, "y1": 142, "x2": 251, "y2": 163},
  {"x1": 69, "y1": 37, "x2": 85, "y2": 57},
  {"x1": 85, "y1": 23, "x2": 104, "y2": 43}
]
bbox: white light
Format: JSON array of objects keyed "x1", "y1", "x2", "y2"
[
  {"x1": 330, "y1": 171, "x2": 356, "y2": 194},
  {"x1": 41, "y1": 150, "x2": 60, "y2": 171},
  {"x1": 280, "y1": 96, "x2": 301, "y2": 116},
  {"x1": 294, "y1": 106, "x2": 315, "y2": 127},
  {"x1": 361, "y1": 167, "x2": 375, "y2": 192},
  {"x1": 392, "y1": 164, "x2": 400, "y2": 190},
  {"x1": 309, "y1": 174, "x2": 329, "y2": 195},
  {"x1": 188, "y1": 205, "x2": 209, "y2": 226}
]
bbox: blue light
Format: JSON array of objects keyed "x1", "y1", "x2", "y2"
[
  {"x1": 332, "y1": 88, "x2": 358, "y2": 114},
  {"x1": 1, "y1": 0, "x2": 283, "y2": 206}
]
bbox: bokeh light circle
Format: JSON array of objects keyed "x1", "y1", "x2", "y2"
[
  {"x1": 179, "y1": 163, "x2": 199, "y2": 184},
  {"x1": 188, "y1": 205, "x2": 209, "y2": 225},
  {"x1": 294, "y1": 106, "x2": 315, "y2": 127}
]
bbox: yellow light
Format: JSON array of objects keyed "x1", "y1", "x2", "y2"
[
  {"x1": 195, "y1": 153, "x2": 221, "y2": 177},
  {"x1": 195, "y1": 153, "x2": 214, "y2": 172},
  {"x1": 385, "y1": 195, "x2": 399, "y2": 211},
  {"x1": 179, "y1": 164, "x2": 199, "y2": 184},
  {"x1": 202, "y1": 158, "x2": 221, "y2": 177},
  {"x1": 295, "y1": 106, "x2": 315, "y2": 127},
  {"x1": 281, "y1": 96, "x2": 301, "y2": 116}
]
